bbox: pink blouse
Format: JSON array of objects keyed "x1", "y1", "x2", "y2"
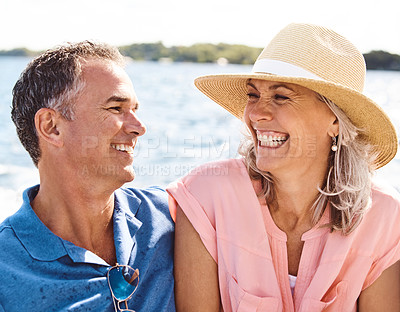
[{"x1": 167, "y1": 158, "x2": 400, "y2": 312}]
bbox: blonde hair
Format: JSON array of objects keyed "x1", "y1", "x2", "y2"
[{"x1": 239, "y1": 94, "x2": 376, "y2": 234}]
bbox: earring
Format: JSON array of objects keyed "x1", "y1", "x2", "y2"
[{"x1": 331, "y1": 136, "x2": 338, "y2": 152}]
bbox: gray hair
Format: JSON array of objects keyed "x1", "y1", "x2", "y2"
[
  {"x1": 11, "y1": 41, "x2": 125, "y2": 167},
  {"x1": 239, "y1": 94, "x2": 376, "y2": 235}
]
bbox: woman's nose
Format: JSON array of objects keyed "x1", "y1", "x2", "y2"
[{"x1": 247, "y1": 99, "x2": 274, "y2": 122}]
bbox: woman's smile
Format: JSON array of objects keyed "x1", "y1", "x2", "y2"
[{"x1": 256, "y1": 130, "x2": 289, "y2": 148}]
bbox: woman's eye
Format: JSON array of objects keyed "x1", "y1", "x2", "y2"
[
  {"x1": 274, "y1": 94, "x2": 290, "y2": 101},
  {"x1": 246, "y1": 93, "x2": 259, "y2": 99}
]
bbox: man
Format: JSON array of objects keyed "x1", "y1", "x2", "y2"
[{"x1": 0, "y1": 41, "x2": 175, "y2": 311}]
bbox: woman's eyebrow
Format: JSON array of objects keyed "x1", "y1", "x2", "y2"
[
  {"x1": 246, "y1": 82, "x2": 258, "y2": 90},
  {"x1": 246, "y1": 82, "x2": 294, "y2": 92},
  {"x1": 268, "y1": 84, "x2": 295, "y2": 92}
]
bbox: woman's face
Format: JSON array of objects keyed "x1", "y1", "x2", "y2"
[{"x1": 244, "y1": 79, "x2": 338, "y2": 179}]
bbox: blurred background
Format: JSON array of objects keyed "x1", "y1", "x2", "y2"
[{"x1": 1, "y1": 0, "x2": 399, "y2": 221}]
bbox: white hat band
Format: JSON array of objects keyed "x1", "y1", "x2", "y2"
[{"x1": 252, "y1": 59, "x2": 323, "y2": 81}]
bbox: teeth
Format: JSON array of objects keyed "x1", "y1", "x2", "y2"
[
  {"x1": 256, "y1": 131, "x2": 288, "y2": 147},
  {"x1": 111, "y1": 144, "x2": 134, "y2": 154}
]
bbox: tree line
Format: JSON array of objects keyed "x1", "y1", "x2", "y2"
[
  {"x1": 1, "y1": 42, "x2": 399, "y2": 70},
  {"x1": 118, "y1": 42, "x2": 262, "y2": 65}
]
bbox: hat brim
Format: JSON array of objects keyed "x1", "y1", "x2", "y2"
[{"x1": 194, "y1": 73, "x2": 398, "y2": 169}]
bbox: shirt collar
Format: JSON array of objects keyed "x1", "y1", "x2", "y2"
[
  {"x1": 113, "y1": 188, "x2": 143, "y2": 265},
  {"x1": 10, "y1": 185, "x2": 67, "y2": 261},
  {"x1": 10, "y1": 185, "x2": 143, "y2": 265}
]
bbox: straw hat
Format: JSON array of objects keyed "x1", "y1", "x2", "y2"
[{"x1": 194, "y1": 23, "x2": 398, "y2": 168}]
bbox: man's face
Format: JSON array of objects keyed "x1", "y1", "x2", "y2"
[{"x1": 60, "y1": 59, "x2": 146, "y2": 189}]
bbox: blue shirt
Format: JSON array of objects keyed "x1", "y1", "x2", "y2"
[{"x1": 0, "y1": 185, "x2": 175, "y2": 312}]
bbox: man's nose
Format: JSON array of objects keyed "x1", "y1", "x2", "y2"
[{"x1": 124, "y1": 110, "x2": 146, "y2": 136}]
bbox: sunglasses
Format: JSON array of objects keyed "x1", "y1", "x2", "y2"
[{"x1": 107, "y1": 263, "x2": 140, "y2": 312}]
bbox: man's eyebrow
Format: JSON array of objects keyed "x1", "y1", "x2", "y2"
[
  {"x1": 106, "y1": 95, "x2": 130, "y2": 103},
  {"x1": 104, "y1": 96, "x2": 140, "y2": 110}
]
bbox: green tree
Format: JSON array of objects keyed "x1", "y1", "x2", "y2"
[
  {"x1": 0, "y1": 48, "x2": 36, "y2": 57},
  {"x1": 364, "y1": 50, "x2": 400, "y2": 70},
  {"x1": 119, "y1": 42, "x2": 168, "y2": 61}
]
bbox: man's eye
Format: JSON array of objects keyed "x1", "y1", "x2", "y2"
[{"x1": 108, "y1": 106, "x2": 122, "y2": 112}]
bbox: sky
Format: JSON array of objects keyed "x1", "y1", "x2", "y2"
[{"x1": 0, "y1": 0, "x2": 399, "y2": 54}]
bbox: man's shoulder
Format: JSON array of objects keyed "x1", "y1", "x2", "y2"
[
  {"x1": 117, "y1": 186, "x2": 174, "y2": 249},
  {"x1": 0, "y1": 219, "x2": 12, "y2": 240},
  {"x1": 0, "y1": 217, "x2": 21, "y2": 258},
  {"x1": 118, "y1": 186, "x2": 168, "y2": 206},
  {"x1": 0, "y1": 216, "x2": 15, "y2": 238},
  {"x1": 116, "y1": 186, "x2": 172, "y2": 222}
]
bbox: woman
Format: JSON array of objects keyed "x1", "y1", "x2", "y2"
[{"x1": 167, "y1": 23, "x2": 400, "y2": 311}]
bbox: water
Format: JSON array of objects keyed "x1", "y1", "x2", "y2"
[{"x1": 0, "y1": 57, "x2": 399, "y2": 221}]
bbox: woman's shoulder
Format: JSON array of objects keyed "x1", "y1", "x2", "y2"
[
  {"x1": 190, "y1": 158, "x2": 245, "y2": 172},
  {"x1": 180, "y1": 158, "x2": 247, "y2": 185},
  {"x1": 351, "y1": 181, "x2": 400, "y2": 288},
  {"x1": 167, "y1": 158, "x2": 250, "y2": 208},
  {"x1": 357, "y1": 181, "x2": 400, "y2": 246},
  {"x1": 370, "y1": 181, "x2": 400, "y2": 214}
]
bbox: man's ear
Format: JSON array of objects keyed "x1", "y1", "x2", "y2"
[{"x1": 34, "y1": 108, "x2": 64, "y2": 147}]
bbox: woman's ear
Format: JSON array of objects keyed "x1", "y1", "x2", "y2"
[
  {"x1": 34, "y1": 108, "x2": 64, "y2": 147},
  {"x1": 328, "y1": 117, "x2": 339, "y2": 138}
]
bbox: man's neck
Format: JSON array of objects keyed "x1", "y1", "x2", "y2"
[{"x1": 31, "y1": 174, "x2": 117, "y2": 264}]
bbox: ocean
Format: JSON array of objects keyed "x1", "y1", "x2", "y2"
[{"x1": 0, "y1": 57, "x2": 399, "y2": 221}]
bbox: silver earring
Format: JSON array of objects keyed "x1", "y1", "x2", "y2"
[{"x1": 331, "y1": 137, "x2": 338, "y2": 152}]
